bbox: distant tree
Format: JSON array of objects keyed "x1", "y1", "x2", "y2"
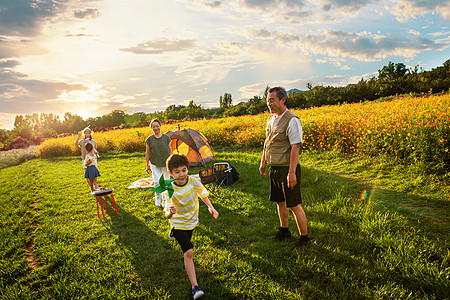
[
  {"x1": 62, "y1": 113, "x2": 86, "y2": 133},
  {"x1": 262, "y1": 85, "x2": 270, "y2": 103},
  {"x1": 0, "y1": 129, "x2": 10, "y2": 146},
  {"x1": 11, "y1": 115, "x2": 33, "y2": 139},
  {"x1": 287, "y1": 91, "x2": 306, "y2": 109},
  {"x1": 246, "y1": 95, "x2": 266, "y2": 115},
  {"x1": 186, "y1": 99, "x2": 204, "y2": 119},
  {"x1": 377, "y1": 61, "x2": 409, "y2": 96},
  {"x1": 106, "y1": 110, "x2": 126, "y2": 127},
  {"x1": 124, "y1": 112, "x2": 147, "y2": 127},
  {"x1": 219, "y1": 93, "x2": 233, "y2": 109},
  {"x1": 225, "y1": 103, "x2": 247, "y2": 116}
]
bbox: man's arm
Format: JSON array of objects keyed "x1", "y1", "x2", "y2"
[
  {"x1": 287, "y1": 143, "x2": 300, "y2": 189},
  {"x1": 259, "y1": 149, "x2": 266, "y2": 176}
]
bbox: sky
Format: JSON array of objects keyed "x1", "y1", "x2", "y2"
[{"x1": 0, "y1": 0, "x2": 449, "y2": 130}]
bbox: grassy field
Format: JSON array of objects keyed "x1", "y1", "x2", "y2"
[{"x1": 1, "y1": 150, "x2": 449, "y2": 299}]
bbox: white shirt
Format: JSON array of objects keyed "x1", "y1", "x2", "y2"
[{"x1": 268, "y1": 109, "x2": 303, "y2": 144}]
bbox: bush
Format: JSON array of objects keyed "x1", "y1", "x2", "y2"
[{"x1": 1, "y1": 136, "x2": 29, "y2": 151}]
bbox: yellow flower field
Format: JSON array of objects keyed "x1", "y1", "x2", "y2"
[{"x1": 38, "y1": 93, "x2": 449, "y2": 174}]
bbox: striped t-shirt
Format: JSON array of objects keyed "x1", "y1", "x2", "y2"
[{"x1": 164, "y1": 176, "x2": 209, "y2": 230}]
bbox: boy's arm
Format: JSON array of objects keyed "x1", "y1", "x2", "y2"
[
  {"x1": 165, "y1": 204, "x2": 176, "y2": 219},
  {"x1": 201, "y1": 196, "x2": 219, "y2": 219}
]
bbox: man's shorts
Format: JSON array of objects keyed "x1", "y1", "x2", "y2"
[
  {"x1": 173, "y1": 229, "x2": 194, "y2": 253},
  {"x1": 269, "y1": 164, "x2": 302, "y2": 208}
]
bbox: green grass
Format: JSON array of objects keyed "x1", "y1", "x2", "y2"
[{"x1": 1, "y1": 150, "x2": 449, "y2": 299}]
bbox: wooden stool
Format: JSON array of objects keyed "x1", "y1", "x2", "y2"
[{"x1": 91, "y1": 189, "x2": 119, "y2": 218}]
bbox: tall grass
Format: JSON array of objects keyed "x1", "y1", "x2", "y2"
[
  {"x1": 1, "y1": 150, "x2": 448, "y2": 299},
  {"x1": 0, "y1": 146, "x2": 39, "y2": 169}
]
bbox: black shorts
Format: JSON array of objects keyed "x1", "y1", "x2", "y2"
[
  {"x1": 173, "y1": 229, "x2": 194, "y2": 253},
  {"x1": 269, "y1": 164, "x2": 302, "y2": 208}
]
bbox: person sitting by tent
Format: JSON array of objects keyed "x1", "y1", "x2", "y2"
[{"x1": 145, "y1": 119, "x2": 172, "y2": 207}]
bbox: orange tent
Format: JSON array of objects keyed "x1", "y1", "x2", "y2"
[{"x1": 165, "y1": 127, "x2": 214, "y2": 167}]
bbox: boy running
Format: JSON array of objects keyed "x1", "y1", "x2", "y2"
[{"x1": 164, "y1": 154, "x2": 219, "y2": 299}]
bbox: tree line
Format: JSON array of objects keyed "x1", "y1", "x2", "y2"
[{"x1": 1, "y1": 59, "x2": 449, "y2": 148}]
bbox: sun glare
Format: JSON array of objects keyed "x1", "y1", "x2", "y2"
[{"x1": 75, "y1": 105, "x2": 99, "y2": 121}]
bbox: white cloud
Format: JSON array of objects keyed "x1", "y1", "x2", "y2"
[
  {"x1": 120, "y1": 38, "x2": 196, "y2": 55},
  {"x1": 387, "y1": 0, "x2": 450, "y2": 22},
  {"x1": 302, "y1": 29, "x2": 448, "y2": 61}
]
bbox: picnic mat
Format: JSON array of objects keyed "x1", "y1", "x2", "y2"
[{"x1": 127, "y1": 177, "x2": 154, "y2": 189}]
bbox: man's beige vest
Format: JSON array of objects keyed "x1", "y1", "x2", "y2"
[{"x1": 264, "y1": 110, "x2": 298, "y2": 166}]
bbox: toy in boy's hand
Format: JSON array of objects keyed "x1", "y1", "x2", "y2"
[{"x1": 151, "y1": 176, "x2": 177, "y2": 198}]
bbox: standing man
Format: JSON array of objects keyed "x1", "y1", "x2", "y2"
[{"x1": 259, "y1": 86, "x2": 310, "y2": 250}]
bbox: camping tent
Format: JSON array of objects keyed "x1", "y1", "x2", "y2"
[{"x1": 165, "y1": 127, "x2": 214, "y2": 167}]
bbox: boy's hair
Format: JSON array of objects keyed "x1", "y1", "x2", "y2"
[
  {"x1": 166, "y1": 154, "x2": 189, "y2": 172},
  {"x1": 85, "y1": 143, "x2": 93, "y2": 151}
]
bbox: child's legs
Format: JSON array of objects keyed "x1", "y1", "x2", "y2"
[
  {"x1": 173, "y1": 229, "x2": 197, "y2": 288},
  {"x1": 184, "y1": 249, "x2": 198, "y2": 288},
  {"x1": 92, "y1": 177, "x2": 98, "y2": 190},
  {"x1": 86, "y1": 178, "x2": 94, "y2": 191}
]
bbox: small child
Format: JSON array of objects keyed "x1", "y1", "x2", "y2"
[
  {"x1": 164, "y1": 154, "x2": 219, "y2": 299},
  {"x1": 84, "y1": 143, "x2": 100, "y2": 191}
]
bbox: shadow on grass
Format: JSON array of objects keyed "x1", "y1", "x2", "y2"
[
  {"x1": 103, "y1": 198, "x2": 232, "y2": 299},
  {"x1": 200, "y1": 152, "x2": 449, "y2": 299},
  {"x1": 106, "y1": 203, "x2": 175, "y2": 285}
]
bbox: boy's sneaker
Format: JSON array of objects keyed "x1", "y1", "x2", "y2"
[
  {"x1": 294, "y1": 236, "x2": 310, "y2": 250},
  {"x1": 168, "y1": 228, "x2": 175, "y2": 240},
  {"x1": 191, "y1": 285, "x2": 204, "y2": 299},
  {"x1": 267, "y1": 227, "x2": 292, "y2": 241}
]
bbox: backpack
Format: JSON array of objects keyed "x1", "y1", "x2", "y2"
[{"x1": 213, "y1": 162, "x2": 240, "y2": 186}]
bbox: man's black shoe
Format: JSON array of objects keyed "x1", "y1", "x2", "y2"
[
  {"x1": 268, "y1": 228, "x2": 292, "y2": 241},
  {"x1": 293, "y1": 236, "x2": 310, "y2": 250}
]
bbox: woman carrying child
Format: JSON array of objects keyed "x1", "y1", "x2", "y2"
[
  {"x1": 84, "y1": 143, "x2": 100, "y2": 191},
  {"x1": 75, "y1": 126, "x2": 98, "y2": 169},
  {"x1": 145, "y1": 119, "x2": 172, "y2": 207}
]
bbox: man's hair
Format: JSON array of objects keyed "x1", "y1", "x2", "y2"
[
  {"x1": 166, "y1": 154, "x2": 190, "y2": 172},
  {"x1": 85, "y1": 143, "x2": 93, "y2": 151},
  {"x1": 150, "y1": 119, "x2": 162, "y2": 127},
  {"x1": 268, "y1": 86, "x2": 288, "y2": 104}
]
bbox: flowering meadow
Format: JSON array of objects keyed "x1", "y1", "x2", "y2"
[{"x1": 38, "y1": 93, "x2": 449, "y2": 174}]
